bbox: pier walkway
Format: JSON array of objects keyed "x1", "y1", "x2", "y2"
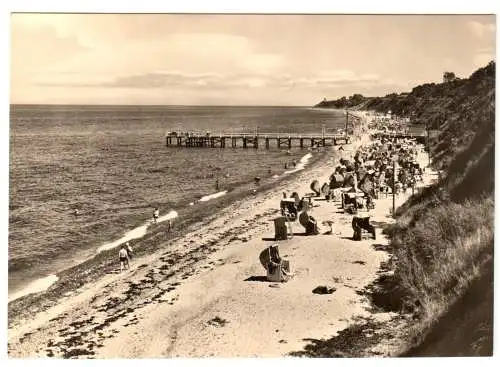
[
  {"x1": 164, "y1": 130, "x2": 427, "y2": 149},
  {"x1": 165, "y1": 132, "x2": 351, "y2": 149}
]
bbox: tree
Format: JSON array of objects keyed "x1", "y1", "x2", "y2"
[{"x1": 443, "y1": 71, "x2": 457, "y2": 83}]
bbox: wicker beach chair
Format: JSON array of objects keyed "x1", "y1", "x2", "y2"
[
  {"x1": 352, "y1": 216, "x2": 376, "y2": 241},
  {"x1": 274, "y1": 216, "x2": 293, "y2": 241},
  {"x1": 280, "y1": 199, "x2": 298, "y2": 221},
  {"x1": 259, "y1": 244, "x2": 290, "y2": 282},
  {"x1": 298, "y1": 201, "x2": 319, "y2": 235}
]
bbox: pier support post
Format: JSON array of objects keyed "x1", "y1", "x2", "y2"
[{"x1": 165, "y1": 131, "x2": 353, "y2": 150}]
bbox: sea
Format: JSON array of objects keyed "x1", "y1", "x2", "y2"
[{"x1": 9, "y1": 105, "x2": 346, "y2": 301}]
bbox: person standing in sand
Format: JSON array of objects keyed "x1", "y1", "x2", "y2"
[
  {"x1": 119, "y1": 245, "x2": 130, "y2": 273},
  {"x1": 125, "y1": 242, "x2": 133, "y2": 260},
  {"x1": 153, "y1": 207, "x2": 159, "y2": 224}
]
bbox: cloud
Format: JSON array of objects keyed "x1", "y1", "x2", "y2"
[
  {"x1": 14, "y1": 14, "x2": 492, "y2": 105},
  {"x1": 10, "y1": 21, "x2": 89, "y2": 79},
  {"x1": 278, "y1": 70, "x2": 381, "y2": 90},
  {"x1": 467, "y1": 21, "x2": 495, "y2": 38},
  {"x1": 33, "y1": 68, "x2": 385, "y2": 92}
]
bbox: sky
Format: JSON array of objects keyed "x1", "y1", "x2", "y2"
[{"x1": 10, "y1": 13, "x2": 496, "y2": 106}]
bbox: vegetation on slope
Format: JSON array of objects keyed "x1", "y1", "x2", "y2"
[
  {"x1": 318, "y1": 61, "x2": 495, "y2": 356},
  {"x1": 390, "y1": 63, "x2": 494, "y2": 356}
]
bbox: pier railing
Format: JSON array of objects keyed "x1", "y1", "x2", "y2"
[
  {"x1": 164, "y1": 129, "x2": 426, "y2": 149},
  {"x1": 164, "y1": 131, "x2": 351, "y2": 149}
]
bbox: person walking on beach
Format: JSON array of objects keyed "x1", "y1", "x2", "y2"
[
  {"x1": 119, "y1": 245, "x2": 130, "y2": 273},
  {"x1": 125, "y1": 242, "x2": 133, "y2": 260},
  {"x1": 153, "y1": 207, "x2": 160, "y2": 224}
]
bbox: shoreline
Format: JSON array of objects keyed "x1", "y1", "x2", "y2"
[
  {"x1": 8, "y1": 110, "x2": 435, "y2": 358},
  {"x1": 8, "y1": 148, "x2": 321, "y2": 303},
  {"x1": 8, "y1": 146, "x2": 331, "y2": 320}
]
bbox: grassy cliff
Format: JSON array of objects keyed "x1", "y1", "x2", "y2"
[{"x1": 319, "y1": 61, "x2": 495, "y2": 356}]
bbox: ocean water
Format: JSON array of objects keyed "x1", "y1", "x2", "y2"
[{"x1": 9, "y1": 105, "x2": 346, "y2": 298}]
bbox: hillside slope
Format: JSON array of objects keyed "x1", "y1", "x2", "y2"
[{"x1": 317, "y1": 61, "x2": 495, "y2": 356}]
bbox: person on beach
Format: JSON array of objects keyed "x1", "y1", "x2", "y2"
[
  {"x1": 119, "y1": 245, "x2": 130, "y2": 272},
  {"x1": 125, "y1": 242, "x2": 133, "y2": 260},
  {"x1": 153, "y1": 207, "x2": 160, "y2": 224}
]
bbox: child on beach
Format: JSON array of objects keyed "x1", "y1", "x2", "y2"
[
  {"x1": 153, "y1": 207, "x2": 160, "y2": 224},
  {"x1": 119, "y1": 245, "x2": 130, "y2": 273}
]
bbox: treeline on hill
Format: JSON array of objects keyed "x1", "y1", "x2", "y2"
[{"x1": 320, "y1": 61, "x2": 495, "y2": 356}]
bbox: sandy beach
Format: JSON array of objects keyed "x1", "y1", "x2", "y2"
[{"x1": 8, "y1": 112, "x2": 436, "y2": 358}]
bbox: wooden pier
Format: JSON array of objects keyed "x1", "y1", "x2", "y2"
[{"x1": 165, "y1": 132, "x2": 351, "y2": 149}]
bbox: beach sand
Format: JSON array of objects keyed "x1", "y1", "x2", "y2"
[{"x1": 8, "y1": 112, "x2": 437, "y2": 358}]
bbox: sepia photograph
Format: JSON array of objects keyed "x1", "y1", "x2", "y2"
[{"x1": 6, "y1": 3, "x2": 496, "y2": 360}]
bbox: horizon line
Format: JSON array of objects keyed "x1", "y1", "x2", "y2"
[{"x1": 10, "y1": 103, "x2": 317, "y2": 108}]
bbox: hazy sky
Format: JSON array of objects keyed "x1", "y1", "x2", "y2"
[{"x1": 10, "y1": 14, "x2": 496, "y2": 105}]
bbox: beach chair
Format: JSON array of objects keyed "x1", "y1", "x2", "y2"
[
  {"x1": 274, "y1": 216, "x2": 292, "y2": 241},
  {"x1": 280, "y1": 199, "x2": 298, "y2": 221},
  {"x1": 267, "y1": 260, "x2": 290, "y2": 282},
  {"x1": 299, "y1": 212, "x2": 319, "y2": 235},
  {"x1": 310, "y1": 180, "x2": 321, "y2": 196},
  {"x1": 352, "y1": 216, "x2": 376, "y2": 241},
  {"x1": 342, "y1": 192, "x2": 361, "y2": 214},
  {"x1": 321, "y1": 182, "x2": 330, "y2": 198},
  {"x1": 266, "y1": 244, "x2": 290, "y2": 282},
  {"x1": 366, "y1": 196, "x2": 376, "y2": 210},
  {"x1": 298, "y1": 202, "x2": 319, "y2": 235}
]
